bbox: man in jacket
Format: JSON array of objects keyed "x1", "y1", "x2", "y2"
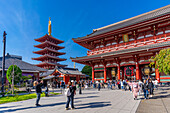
[
  {"x1": 142, "y1": 80, "x2": 149, "y2": 99},
  {"x1": 35, "y1": 80, "x2": 43, "y2": 106}
]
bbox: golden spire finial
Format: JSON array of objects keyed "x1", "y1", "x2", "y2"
[
  {"x1": 48, "y1": 17, "x2": 52, "y2": 36},
  {"x1": 74, "y1": 62, "x2": 76, "y2": 69}
]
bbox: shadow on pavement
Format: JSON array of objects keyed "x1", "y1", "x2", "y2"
[
  {"x1": 75, "y1": 96, "x2": 99, "y2": 99},
  {"x1": 81, "y1": 92, "x2": 99, "y2": 95},
  {"x1": 0, "y1": 101, "x2": 66, "y2": 113},
  {"x1": 75, "y1": 101, "x2": 111, "y2": 109},
  {"x1": 0, "y1": 105, "x2": 21, "y2": 109}
]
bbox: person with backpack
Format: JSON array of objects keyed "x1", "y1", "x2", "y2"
[
  {"x1": 148, "y1": 79, "x2": 154, "y2": 97},
  {"x1": 143, "y1": 80, "x2": 149, "y2": 99},
  {"x1": 97, "y1": 81, "x2": 101, "y2": 91},
  {"x1": 65, "y1": 82, "x2": 76, "y2": 110}
]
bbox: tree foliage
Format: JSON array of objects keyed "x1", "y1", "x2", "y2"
[
  {"x1": 6, "y1": 65, "x2": 22, "y2": 85},
  {"x1": 22, "y1": 75, "x2": 32, "y2": 81},
  {"x1": 150, "y1": 48, "x2": 170, "y2": 75},
  {"x1": 81, "y1": 65, "x2": 92, "y2": 78}
]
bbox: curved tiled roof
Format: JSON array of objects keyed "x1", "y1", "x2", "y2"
[
  {"x1": 40, "y1": 66, "x2": 85, "y2": 77},
  {"x1": 0, "y1": 58, "x2": 47, "y2": 72},
  {"x1": 73, "y1": 5, "x2": 170, "y2": 41}
]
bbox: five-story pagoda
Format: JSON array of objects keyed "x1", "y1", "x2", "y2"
[{"x1": 32, "y1": 18, "x2": 67, "y2": 69}]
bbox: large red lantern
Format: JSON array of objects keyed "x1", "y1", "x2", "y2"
[{"x1": 124, "y1": 66, "x2": 134, "y2": 76}]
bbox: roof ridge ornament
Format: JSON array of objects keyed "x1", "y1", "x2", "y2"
[{"x1": 48, "y1": 17, "x2": 52, "y2": 36}]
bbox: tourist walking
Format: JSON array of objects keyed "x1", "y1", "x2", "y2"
[
  {"x1": 97, "y1": 81, "x2": 101, "y2": 91},
  {"x1": 58, "y1": 81, "x2": 60, "y2": 88},
  {"x1": 121, "y1": 80, "x2": 124, "y2": 90},
  {"x1": 78, "y1": 81, "x2": 82, "y2": 94},
  {"x1": 34, "y1": 80, "x2": 43, "y2": 106},
  {"x1": 65, "y1": 82, "x2": 76, "y2": 110},
  {"x1": 45, "y1": 85, "x2": 49, "y2": 97},
  {"x1": 123, "y1": 80, "x2": 127, "y2": 91},
  {"x1": 143, "y1": 80, "x2": 149, "y2": 99},
  {"x1": 153, "y1": 79, "x2": 158, "y2": 90},
  {"x1": 138, "y1": 80, "x2": 143, "y2": 95},
  {"x1": 132, "y1": 81, "x2": 140, "y2": 100},
  {"x1": 148, "y1": 79, "x2": 154, "y2": 97}
]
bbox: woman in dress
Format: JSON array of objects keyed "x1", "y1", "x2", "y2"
[{"x1": 132, "y1": 81, "x2": 140, "y2": 100}]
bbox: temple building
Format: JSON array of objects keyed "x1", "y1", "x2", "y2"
[
  {"x1": 71, "y1": 5, "x2": 170, "y2": 83},
  {"x1": 32, "y1": 18, "x2": 67, "y2": 69},
  {"x1": 0, "y1": 53, "x2": 46, "y2": 86}
]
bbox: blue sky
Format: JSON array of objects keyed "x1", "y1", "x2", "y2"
[{"x1": 0, "y1": 0, "x2": 169, "y2": 71}]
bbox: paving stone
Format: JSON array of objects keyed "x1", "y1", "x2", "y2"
[{"x1": 0, "y1": 89, "x2": 140, "y2": 113}]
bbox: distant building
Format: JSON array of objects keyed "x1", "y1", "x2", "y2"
[
  {"x1": 0, "y1": 53, "x2": 46, "y2": 86},
  {"x1": 41, "y1": 66, "x2": 85, "y2": 84}
]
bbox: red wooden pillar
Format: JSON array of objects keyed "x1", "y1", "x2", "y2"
[
  {"x1": 104, "y1": 64, "x2": 107, "y2": 83},
  {"x1": 136, "y1": 62, "x2": 140, "y2": 80},
  {"x1": 117, "y1": 64, "x2": 120, "y2": 80},
  {"x1": 155, "y1": 69, "x2": 160, "y2": 83},
  {"x1": 92, "y1": 65, "x2": 95, "y2": 82},
  {"x1": 64, "y1": 75, "x2": 70, "y2": 84}
]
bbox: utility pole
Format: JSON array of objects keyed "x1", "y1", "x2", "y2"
[{"x1": 1, "y1": 31, "x2": 7, "y2": 97}]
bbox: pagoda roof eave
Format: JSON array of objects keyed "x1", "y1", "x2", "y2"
[
  {"x1": 73, "y1": 5, "x2": 170, "y2": 43},
  {"x1": 32, "y1": 54, "x2": 66, "y2": 61},
  {"x1": 34, "y1": 40, "x2": 65, "y2": 49},
  {"x1": 70, "y1": 41, "x2": 170, "y2": 62},
  {"x1": 35, "y1": 62, "x2": 67, "y2": 67},
  {"x1": 35, "y1": 34, "x2": 64, "y2": 44},
  {"x1": 33, "y1": 47, "x2": 66, "y2": 55}
]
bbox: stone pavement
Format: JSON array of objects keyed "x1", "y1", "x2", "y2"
[
  {"x1": 136, "y1": 86, "x2": 170, "y2": 113},
  {"x1": 0, "y1": 89, "x2": 140, "y2": 113}
]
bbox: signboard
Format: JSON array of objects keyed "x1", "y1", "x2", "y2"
[{"x1": 123, "y1": 34, "x2": 129, "y2": 43}]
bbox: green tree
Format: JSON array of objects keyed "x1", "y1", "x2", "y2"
[
  {"x1": 22, "y1": 75, "x2": 32, "y2": 81},
  {"x1": 6, "y1": 65, "x2": 22, "y2": 85},
  {"x1": 150, "y1": 48, "x2": 170, "y2": 75},
  {"x1": 81, "y1": 65, "x2": 92, "y2": 78}
]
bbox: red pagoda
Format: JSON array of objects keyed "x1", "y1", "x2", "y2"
[
  {"x1": 71, "y1": 5, "x2": 170, "y2": 83},
  {"x1": 32, "y1": 18, "x2": 67, "y2": 69}
]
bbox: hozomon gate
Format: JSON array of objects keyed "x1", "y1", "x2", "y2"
[{"x1": 71, "y1": 5, "x2": 170, "y2": 83}]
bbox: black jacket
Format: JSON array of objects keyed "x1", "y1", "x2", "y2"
[
  {"x1": 36, "y1": 83, "x2": 42, "y2": 93},
  {"x1": 148, "y1": 82, "x2": 154, "y2": 89},
  {"x1": 69, "y1": 85, "x2": 76, "y2": 96},
  {"x1": 143, "y1": 83, "x2": 148, "y2": 90}
]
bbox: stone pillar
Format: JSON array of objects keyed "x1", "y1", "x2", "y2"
[
  {"x1": 104, "y1": 64, "x2": 107, "y2": 83},
  {"x1": 117, "y1": 64, "x2": 120, "y2": 80},
  {"x1": 92, "y1": 65, "x2": 95, "y2": 82},
  {"x1": 155, "y1": 69, "x2": 160, "y2": 83},
  {"x1": 136, "y1": 62, "x2": 140, "y2": 80}
]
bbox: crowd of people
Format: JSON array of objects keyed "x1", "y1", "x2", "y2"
[{"x1": 33, "y1": 78, "x2": 159, "y2": 109}]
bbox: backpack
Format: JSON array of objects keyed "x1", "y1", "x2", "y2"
[{"x1": 65, "y1": 88, "x2": 71, "y2": 96}]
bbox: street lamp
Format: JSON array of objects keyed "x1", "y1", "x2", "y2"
[{"x1": 1, "y1": 31, "x2": 7, "y2": 97}]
